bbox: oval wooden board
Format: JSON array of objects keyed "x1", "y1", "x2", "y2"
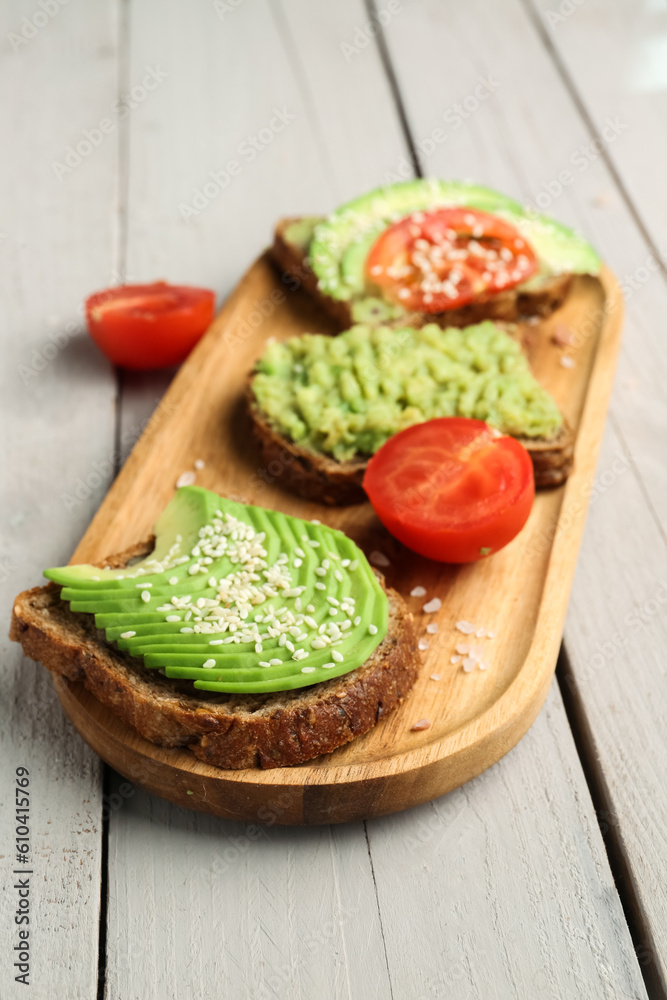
[{"x1": 54, "y1": 256, "x2": 623, "y2": 825}]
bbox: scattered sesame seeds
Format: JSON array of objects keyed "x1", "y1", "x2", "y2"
[
  {"x1": 259, "y1": 661, "x2": 271, "y2": 667},
  {"x1": 209, "y1": 639, "x2": 224, "y2": 645},
  {"x1": 368, "y1": 624, "x2": 378, "y2": 635},
  {"x1": 423, "y1": 598, "x2": 441, "y2": 614},
  {"x1": 426, "y1": 623, "x2": 438, "y2": 634},
  {"x1": 166, "y1": 615, "x2": 181, "y2": 622},
  {"x1": 203, "y1": 659, "x2": 216, "y2": 669},
  {"x1": 120, "y1": 631, "x2": 136, "y2": 639},
  {"x1": 306, "y1": 604, "x2": 315, "y2": 614},
  {"x1": 176, "y1": 471, "x2": 196, "y2": 488},
  {"x1": 136, "y1": 582, "x2": 152, "y2": 588},
  {"x1": 410, "y1": 585, "x2": 427, "y2": 597},
  {"x1": 411, "y1": 719, "x2": 431, "y2": 732},
  {"x1": 430, "y1": 674, "x2": 441, "y2": 681},
  {"x1": 349, "y1": 560, "x2": 359, "y2": 572},
  {"x1": 451, "y1": 655, "x2": 461, "y2": 664},
  {"x1": 301, "y1": 666, "x2": 316, "y2": 673},
  {"x1": 418, "y1": 639, "x2": 429, "y2": 651},
  {"x1": 315, "y1": 581, "x2": 326, "y2": 590},
  {"x1": 353, "y1": 615, "x2": 361, "y2": 626},
  {"x1": 323, "y1": 662, "x2": 335, "y2": 669},
  {"x1": 140, "y1": 590, "x2": 151, "y2": 603},
  {"x1": 169, "y1": 576, "x2": 179, "y2": 585},
  {"x1": 315, "y1": 567, "x2": 326, "y2": 576}
]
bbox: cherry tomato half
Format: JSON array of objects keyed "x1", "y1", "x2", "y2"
[
  {"x1": 363, "y1": 418, "x2": 535, "y2": 563},
  {"x1": 85, "y1": 282, "x2": 216, "y2": 370},
  {"x1": 365, "y1": 207, "x2": 537, "y2": 313}
]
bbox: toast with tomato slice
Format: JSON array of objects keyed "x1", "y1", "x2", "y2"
[
  {"x1": 246, "y1": 373, "x2": 574, "y2": 505},
  {"x1": 272, "y1": 216, "x2": 574, "y2": 332}
]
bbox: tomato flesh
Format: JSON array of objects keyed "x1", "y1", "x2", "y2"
[
  {"x1": 85, "y1": 282, "x2": 215, "y2": 370},
  {"x1": 363, "y1": 418, "x2": 535, "y2": 563},
  {"x1": 365, "y1": 207, "x2": 537, "y2": 313}
]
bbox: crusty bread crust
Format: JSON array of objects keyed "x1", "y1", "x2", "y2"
[
  {"x1": 246, "y1": 374, "x2": 574, "y2": 505},
  {"x1": 10, "y1": 543, "x2": 420, "y2": 770},
  {"x1": 271, "y1": 217, "x2": 573, "y2": 331}
]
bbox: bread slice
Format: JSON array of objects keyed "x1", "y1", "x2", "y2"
[
  {"x1": 10, "y1": 543, "x2": 420, "y2": 770},
  {"x1": 272, "y1": 216, "x2": 574, "y2": 332},
  {"x1": 246, "y1": 375, "x2": 574, "y2": 505}
]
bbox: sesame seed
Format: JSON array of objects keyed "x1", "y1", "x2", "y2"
[
  {"x1": 315, "y1": 582, "x2": 326, "y2": 590},
  {"x1": 430, "y1": 674, "x2": 441, "y2": 681},
  {"x1": 255, "y1": 643, "x2": 263, "y2": 653},
  {"x1": 423, "y1": 598, "x2": 441, "y2": 613},
  {"x1": 209, "y1": 639, "x2": 224, "y2": 645},
  {"x1": 334, "y1": 570, "x2": 344, "y2": 583},
  {"x1": 426, "y1": 623, "x2": 438, "y2": 634},
  {"x1": 308, "y1": 539, "x2": 320, "y2": 548},
  {"x1": 181, "y1": 627, "x2": 194, "y2": 634},
  {"x1": 327, "y1": 597, "x2": 339, "y2": 606},
  {"x1": 315, "y1": 567, "x2": 326, "y2": 576},
  {"x1": 451, "y1": 655, "x2": 461, "y2": 664},
  {"x1": 306, "y1": 604, "x2": 315, "y2": 614},
  {"x1": 141, "y1": 590, "x2": 151, "y2": 603},
  {"x1": 410, "y1": 585, "x2": 426, "y2": 597},
  {"x1": 456, "y1": 620, "x2": 476, "y2": 634},
  {"x1": 136, "y1": 582, "x2": 152, "y2": 588},
  {"x1": 353, "y1": 616, "x2": 361, "y2": 626},
  {"x1": 369, "y1": 550, "x2": 390, "y2": 567},
  {"x1": 166, "y1": 615, "x2": 181, "y2": 622},
  {"x1": 368, "y1": 624, "x2": 378, "y2": 635},
  {"x1": 120, "y1": 631, "x2": 136, "y2": 639},
  {"x1": 349, "y1": 560, "x2": 358, "y2": 571},
  {"x1": 411, "y1": 719, "x2": 431, "y2": 731},
  {"x1": 331, "y1": 650, "x2": 344, "y2": 662},
  {"x1": 301, "y1": 666, "x2": 316, "y2": 673},
  {"x1": 169, "y1": 576, "x2": 179, "y2": 585},
  {"x1": 294, "y1": 558, "x2": 303, "y2": 568},
  {"x1": 286, "y1": 640, "x2": 295, "y2": 653},
  {"x1": 418, "y1": 639, "x2": 429, "y2": 651},
  {"x1": 295, "y1": 547, "x2": 305, "y2": 558},
  {"x1": 322, "y1": 662, "x2": 335, "y2": 669},
  {"x1": 259, "y1": 661, "x2": 271, "y2": 667},
  {"x1": 194, "y1": 459, "x2": 205, "y2": 470},
  {"x1": 270, "y1": 658, "x2": 281, "y2": 665},
  {"x1": 203, "y1": 659, "x2": 216, "y2": 669}
]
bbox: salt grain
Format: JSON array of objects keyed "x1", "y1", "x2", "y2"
[
  {"x1": 410, "y1": 585, "x2": 427, "y2": 597},
  {"x1": 430, "y1": 674, "x2": 441, "y2": 681},
  {"x1": 456, "y1": 620, "x2": 476, "y2": 634},
  {"x1": 423, "y1": 598, "x2": 441, "y2": 614},
  {"x1": 418, "y1": 639, "x2": 429, "y2": 651},
  {"x1": 194, "y1": 459, "x2": 205, "y2": 470},
  {"x1": 426, "y1": 623, "x2": 438, "y2": 634}
]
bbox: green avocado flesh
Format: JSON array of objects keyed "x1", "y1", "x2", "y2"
[
  {"x1": 44, "y1": 487, "x2": 388, "y2": 694},
  {"x1": 252, "y1": 321, "x2": 563, "y2": 462},
  {"x1": 307, "y1": 179, "x2": 601, "y2": 304}
]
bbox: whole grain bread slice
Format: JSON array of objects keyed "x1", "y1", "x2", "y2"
[
  {"x1": 271, "y1": 216, "x2": 574, "y2": 332},
  {"x1": 246, "y1": 375, "x2": 575, "y2": 505},
  {"x1": 10, "y1": 543, "x2": 420, "y2": 770}
]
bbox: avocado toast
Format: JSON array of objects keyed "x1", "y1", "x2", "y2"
[
  {"x1": 10, "y1": 488, "x2": 419, "y2": 769},
  {"x1": 271, "y1": 179, "x2": 600, "y2": 330},
  {"x1": 247, "y1": 321, "x2": 574, "y2": 504}
]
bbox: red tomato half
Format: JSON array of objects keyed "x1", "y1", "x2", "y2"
[
  {"x1": 365, "y1": 207, "x2": 537, "y2": 313},
  {"x1": 363, "y1": 418, "x2": 535, "y2": 563},
  {"x1": 85, "y1": 282, "x2": 216, "y2": 370}
]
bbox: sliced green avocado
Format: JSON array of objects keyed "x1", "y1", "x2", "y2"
[
  {"x1": 45, "y1": 487, "x2": 388, "y2": 694},
  {"x1": 308, "y1": 179, "x2": 601, "y2": 303},
  {"x1": 252, "y1": 321, "x2": 563, "y2": 462}
]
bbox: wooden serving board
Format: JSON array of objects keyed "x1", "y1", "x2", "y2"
[{"x1": 53, "y1": 255, "x2": 623, "y2": 825}]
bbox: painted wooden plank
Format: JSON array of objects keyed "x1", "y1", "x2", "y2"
[
  {"x1": 0, "y1": 1, "x2": 121, "y2": 997},
  {"x1": 379, "y1": 0, "x2": 666, "y2": 991}
]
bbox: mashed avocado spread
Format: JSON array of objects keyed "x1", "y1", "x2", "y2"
[
  {"x1": 44, "y1": 488, "x2": 388, "y2": 694},
  {"x1": 252, "y1": 321, "x2": 563, "y2": 462}
]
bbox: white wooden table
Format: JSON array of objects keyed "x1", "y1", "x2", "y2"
[{"x1": 2, "y1": 2, "x2": 665, "y2": 997}]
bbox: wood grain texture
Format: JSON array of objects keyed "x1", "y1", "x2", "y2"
[
  {"x1": 381, "y1": 0, "x2": 666, "y2": 991},
  {"x1": 0, "y1": 1, "x2": 120, "y2": 997},
  {"x1": 55, "y1": 257, "x2": 622, "y2": 824}
]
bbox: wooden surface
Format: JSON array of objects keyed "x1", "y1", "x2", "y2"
[
  {"x1": 55, "y1": 257, "x2": 623, "y2": 825},
  {"x1": 1, "y1": 1, "x2": 663, "y2": 997}
]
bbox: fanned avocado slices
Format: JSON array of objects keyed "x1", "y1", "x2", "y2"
[{"x1": 45, "y1": 488, "x2": 388, "y2": 694}]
